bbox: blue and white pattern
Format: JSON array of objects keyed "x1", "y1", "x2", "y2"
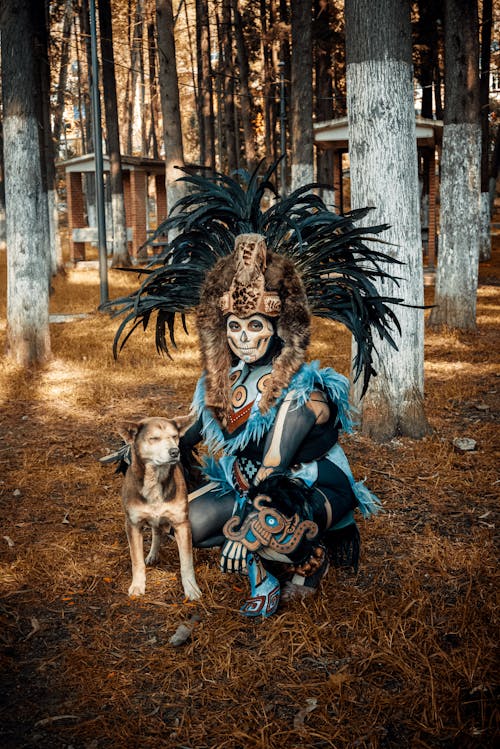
[{"x1": 193, "y1": 361, "x2": 382, "y2": 522}]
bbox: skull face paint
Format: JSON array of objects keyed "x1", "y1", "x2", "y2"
[{"x1": 226, "y1": 314, "x2": 275, "y2": 363}]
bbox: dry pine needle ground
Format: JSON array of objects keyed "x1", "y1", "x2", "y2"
[{"x1": 0, "y1": 243, "x2": 498, "y2": 749}]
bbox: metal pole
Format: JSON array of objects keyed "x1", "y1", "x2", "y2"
[
  {"x1": 89, "y1": 0, "x2": 108, "y2": 305},
  {"x1": 278, "y1": 60, "x2": 286, "y2": 195}
]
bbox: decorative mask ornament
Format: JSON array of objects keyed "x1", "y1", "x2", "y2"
[
  {"x1": 219, "y1": 234, "x2": 282, "y2": 318},
  {"x1": 226, "y1": 314, "x2": 275, "y2": 363}
]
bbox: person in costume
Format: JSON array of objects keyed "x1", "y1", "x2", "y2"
[{"x1": 105, "y1": 162, "x2": 402, "y2": 618}]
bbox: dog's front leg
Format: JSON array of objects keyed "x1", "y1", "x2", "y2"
[
  {"x1": 145, "y1": 525, "x2": 162, "y2": 566},
  {"x1": 174, "y1": 521, "x2": 202, "y2": 600},
  {"x1": 125, "y1": 519, "x2": 147, "y2": 596}
]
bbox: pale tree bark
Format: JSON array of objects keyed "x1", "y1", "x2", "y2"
[
  {"x1": 346, "y1": 0, "x2": 429, "y2": 440},
  {"x1": 99, "y1": 0, "x2": 130, "y2": 266},
  {"x1": 156, "y1": 0, "x2": 185, "y2": 215},
  {"x1": 479, "y1": 0, "x2": 492, "y2": 262},
  {"x1": 291, "y1": 0, "x2": 314, "y2": 190},
  {"x1": 429, "y1": 0, "x2": 481, "y2": 330},
  {"x1": 1, "y1": 0, "x2": 51, "y2": 365}
]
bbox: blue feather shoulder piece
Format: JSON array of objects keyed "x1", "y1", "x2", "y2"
[{"x1": 191, "y1": 361, "x2": 354, "y2": 456}]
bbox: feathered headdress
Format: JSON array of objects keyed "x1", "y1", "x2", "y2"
[{"x1": 105, "y1": 160, "x2": 402, "y2": 425}]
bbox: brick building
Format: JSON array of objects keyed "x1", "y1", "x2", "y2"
[
  {"x1": 61, "y1": 154, "x2": 166, "y2": 262},
  {"x1": 314, "y1": 116, "x2": 443, "y2": 268}
]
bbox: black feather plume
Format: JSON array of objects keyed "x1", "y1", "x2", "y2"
[{"x1": 102, "y1": 159, "x2": 404, "y2": 393}]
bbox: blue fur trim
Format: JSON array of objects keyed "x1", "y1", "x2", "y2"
[
  {"x1": 285, "y1": 361, "x2": 353, "y2": 433},
  {"x1": 352, "y1": 480, "x2": 383, "y2": 518},
  {"x1": 191, "y1": 361, "x2": 353, "y2": 456},
  {"x1": 202, "y1": 455, "x2": 237, "y2": 496}
]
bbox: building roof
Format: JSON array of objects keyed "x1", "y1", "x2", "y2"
[
  {"x1": 313, "y1": 115, "x2": 443, "y2": 149},
  {"x1": 58, "y1": 153, "x2": 165, "y2": 174}
]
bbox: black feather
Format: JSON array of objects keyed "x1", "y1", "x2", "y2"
[{"x1": 102, "y1": 159, "x2": 405, "y2": 392}]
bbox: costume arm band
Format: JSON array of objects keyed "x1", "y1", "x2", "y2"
[{"x1": 254, "y1": 390, "x2": 321, "y2": 483}]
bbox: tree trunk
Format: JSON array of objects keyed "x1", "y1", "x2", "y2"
[
  {"x1": 314, "y1": 0, "x2": 334, "y2": 206},
  {"x1": 1, "y1": 0, "x2": 51, "y2": 365},
  {"x1": 156, "y1": 0, "x2": 185, "y2": 215},
  {"x1": 489, "y1": 124, "x2": 500, "y2": 209},
  {"x1": 80, "y1": 0, "x2": 96, "y2": 225},
  {"x1": 131, "y1": 0, "x2": 147, "y2": 155},
  {"x1": 260, "y1": 0, "x2": 275, "y2": 163},
  {"x1": 221, "y1": 0, "x2": 237, "y2": 172},
  {"x1": 479, "y1": 0, "x2": 492, "y2": 262},
  {"x1": 147, "y1": 15, "x2": 160, "y2": 159},
  {"x1": 291, "y1": 0, "x2": 314, "y2": 190},
  {"x1": 232, "y1": 0, "x2": 257, "y2": 172},
  {"x1": 33, "y1": 0, "x2": 63, "y2": 277},
  {"x1": 73, "y1": 13, "x2": 87, "y2": 152},
  {"x1": 52, "y1": 0, "x2": 73, "y2": 152},
  {"x1": 346, "y1": 0, "x2": 429, "y2": 440},
  {"x1": 429, "y1": 0, "x2": 481, "y2": 330},
  {"x1": 99, "y1": 0, "x2": 130, "y2": 266},
  {"x1": 0, "y1": 127, "x2": 5, "y2": 250},
  {"x1": 196, "y1": 0, "x2": 216, "y2": 170}
]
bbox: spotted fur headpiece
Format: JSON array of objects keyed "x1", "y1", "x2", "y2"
[{"x1": 106, "y1": 160, "x2": 402, "y2": 426}]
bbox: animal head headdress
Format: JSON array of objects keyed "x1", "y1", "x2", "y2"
[{"x1": 106, "y1": 160, "x2": 402, "y2": 426}]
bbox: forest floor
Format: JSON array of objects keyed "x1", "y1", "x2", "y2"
[{"x1": 0, "y1": 238, "x2": 498, "y2": 749}]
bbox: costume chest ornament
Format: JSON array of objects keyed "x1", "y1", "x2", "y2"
[{"x1": 226, "y1": 362, "x2": 274, "y2": 435}]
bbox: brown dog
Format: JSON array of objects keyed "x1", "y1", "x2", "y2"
[{"x1": 117, "y1": 416, "x2": 202, "y2": 601}]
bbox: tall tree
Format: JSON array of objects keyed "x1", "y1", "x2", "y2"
[
  {"x1": 156, "y1": 0, "x2": 185, "y2": 213},
  {"x1": 33, "y1": 0, "x2": 63, "y2": 276},
  {"x1": 147, "y1": 11, "x2": 160, "y2": 159},
  {"x1": 130, "y1": 0, "x2": 147, "y2": 154},
  {"x1": 1, "y1": 0, "x2": 51, "y2": 365},
  {"x1": 345, "y1": 0, "x2": 429, "y2": 440},
  {"x1": 196, "y1": 0, "x2": 215, "y2": 169},
  {"x1": 314, "y1": 0, "x2": 335, "y2": 206},
  {"x1": 290, "y1": 0, "x2": 314, "y2": 190},
  {"x1": 99, "y1": 0, "x2": 130, "y2": 266},
  {"x1": 260, "y1": 0, "x2": 276, "y2": 163},
  {"x1": 221, "y1": 0, "x2": 238, "y2": 172},
  {"x1": 232, "y1": 0, "x2": 257, "y2": 171},
  {"x1": 429, "y1": 0, "x2": 481, "y2": 330},
  {"x1": 52, "y1": 0, "x2": 73, "y2": 153},
  {"x1": 479, "y1": 0, "x2": 492, "y2": 261},
  {"x1": 0, "y1": 125, "x2": 5, "y2": 250}
]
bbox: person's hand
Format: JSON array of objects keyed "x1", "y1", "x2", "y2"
[{"x1": 220, "y1": 539, "x2": 248, "y2": 573}]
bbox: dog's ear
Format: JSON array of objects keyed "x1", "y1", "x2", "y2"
[
  {"x1": 117, "y1": 421, "x2": 140, "y2": 444},
  {"x1": 173, "y1": 414, "x2": 194, "y2": 437}
]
